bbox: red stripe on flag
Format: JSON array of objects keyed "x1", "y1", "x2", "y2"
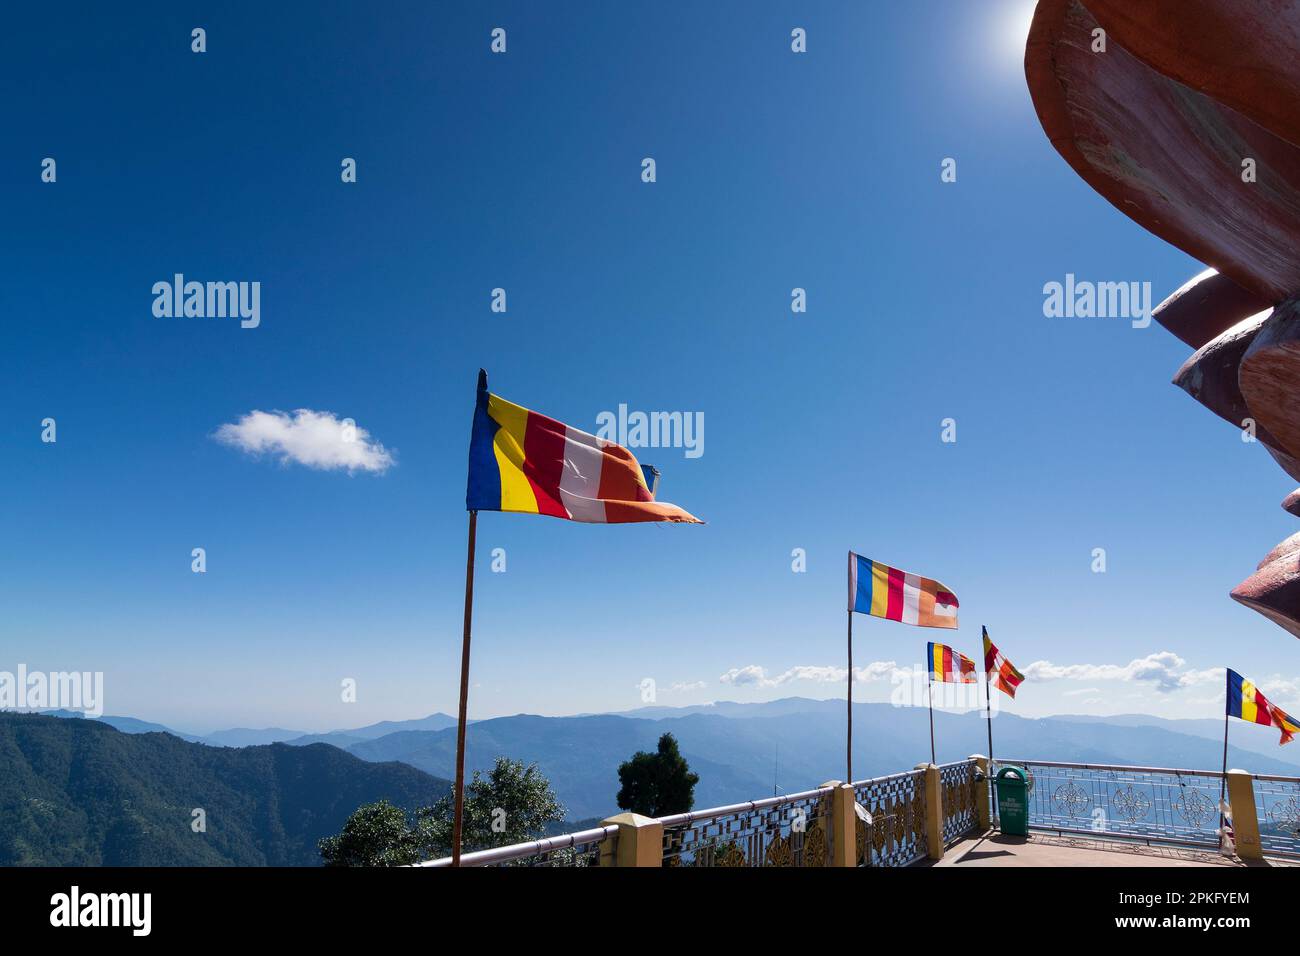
[
  {"x1": 522, "y1": 412, "x2": 569, "y2": 518},
  {"x1": 942, "y1": 646, "x2": 953, "y2": 680},
  {"x1": 1255, "y1": 687, "x2": 1274, "y2": 726},
  {"x1": 886, "y1": 567, "x2": 904, "y2": 621}
]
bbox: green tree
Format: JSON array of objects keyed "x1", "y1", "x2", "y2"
[
  {"x1": 616, "y1": 733, "x2": 699, "y2": 817},
  {"x1": 319, "y1": 757, "x2": 566, "y2": 865},
  {"x1": 425, "y1": 757, "x2": 566, "y2": 856},
  {"x1": 318, "y1": 799, "x2": 424, "y2": 867}
]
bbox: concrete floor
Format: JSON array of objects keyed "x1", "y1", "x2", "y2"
[{"x1": 928, "y1": 831, "x2": 1270, "y2": 867}]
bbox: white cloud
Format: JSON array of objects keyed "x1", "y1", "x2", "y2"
[
  {"x1": 719, "y1": 665, "x2": 769, "y2": 687},
  {"x1": 1022, "y1": 652, "x2": 1223, "y2": 694},
  {"x1": 1259, "y1": 674, "x2": 1300, "y2": 698},
  {"x1": 667, "y1": 680, "x2": 707, "y2": 694},
  {"x1": 214, "y1": 409, "x2": 395, "y2": 474},
  {"x1": 719, "y1": 662, "x2": 901, "y2": 688},
  {"x1": 1062, "y1": 687, "x2": 1101, "y2": 697}
]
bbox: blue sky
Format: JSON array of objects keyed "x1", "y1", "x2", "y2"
[{"x1": 3, "y1": 0, "x2": 1297, "y2": 734}]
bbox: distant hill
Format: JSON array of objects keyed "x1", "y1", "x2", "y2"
[
  {"x1": 602, "y1": 697, "x2": 843, "y2": 721},
  {"x1": 1049, "y1": 712, "x2": 1300, "y2": 766},
  {"x1": 37, "y1": 709, "x2": 463, "y2": 751},
  {"x1": 39, "y1": 709, "x2": 205, "y2": 743},
  {"x1": 284, "y1": 713, "x2": 461, "y2": 749},
  {"x1": 201, "y1": 727, "x2": 309, "y2": 747},
  {"x1": 0, "y1": 713, "x2": 450, "y2": 865},
  {"x1": 342, "y1": 703, "x2": 1300, "y2": 821}
]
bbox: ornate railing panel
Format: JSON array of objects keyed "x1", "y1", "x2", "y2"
[
  {"x1": 1252, "y1": 773, "x2": 1300, "y2": 857},
  {"x1": 658, "y1": 787, "x2": 834, "y2": 867},
  {"x1": 851, "y1": 770, "x2": 928, "y2": 866},
  {"x1": 999, "y1": 760, "x2": 1222, "y2": 847},
  {"x1": 939, "y1": 760, "x2": 978, "y2": 844},
  {"x1": 418, "y1": 825, "x2": 617, "y2": 867}
]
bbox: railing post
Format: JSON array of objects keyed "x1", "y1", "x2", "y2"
[
  {"x1": 1225, "y1": 769, "x2": 1263, "y2": 861},
  {"x1": 969, "y1": 754, "x2": 991, "y2": 831},
  {"x1": 599, "y1": 812, "x2": 664, "y2": 867},
  {"x1": 915, "y1": 762, "x2": 944, "y2": 861},
  {"x1": 824, "y1": 781, "x2": 856, "y2": 867}
]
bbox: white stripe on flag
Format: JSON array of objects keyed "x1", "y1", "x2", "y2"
[
  {"x1": 848, "y1": 553, "x2": 858, "y2": 612},
  {"x1": 902, "y1": 573, "x2": 921, "y2": 625},
  {"x1": 557, "y1": 427, "x2": 606, "y2": 522}
]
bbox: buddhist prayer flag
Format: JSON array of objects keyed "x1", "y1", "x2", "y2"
[
  {"x1": 1227, "y1": 669, "x2": 1300, "y2": 745},
  {"x1": 847, "y1": 553, "x2": 958, "y2": 628},
  {"x1": 928, "y1": 642, "x2": 976, "y2": 684},
  {"x1": 466, "y1": 370, "x2": 701, "y2": 524},
  {"x1": 983, "y1": 627, "x2": 1025, "y2": 698}
]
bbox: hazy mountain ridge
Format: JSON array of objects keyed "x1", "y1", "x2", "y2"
[
  {"x1": 29, "y1": 700, "x2": 1300, "y2": 825},
  {"x1": 344, "y1": 703, "x2": 1300, "y2": 820},
  {"x1": 0, "y1": 713, "x2": 451, "y2": 865},
  {"x1": 38, "y1": 709, "x2": 462, "y2": 749}
]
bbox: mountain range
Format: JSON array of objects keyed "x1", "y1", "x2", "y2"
[
  {"x1": 34, "y1": 698, "x2": 1300, "y2": 823},
  {"x1": 0, "y1": 712, "x2": 450, "y2": 865}
]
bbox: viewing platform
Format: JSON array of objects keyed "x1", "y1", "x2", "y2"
[{"x1": 419, "y1": 756, "x2": 1300, "y2": 867}]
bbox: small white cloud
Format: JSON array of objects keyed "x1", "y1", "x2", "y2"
[
  {"x1": 1023, "y1": 652, "x2": 1221, "y2": 694},
  {"x1": 214, "y1": 409, "x2": 395, "y2": 474},
  {"x1": 1260, "y1": 674, "x2": 1300, "y2": 698},
  {"x1": 719, "y1": 665, "x2": 770, "y2": 687},
  {"x1": 668, "y1": 680, "x2": 707, "y2": 694},
  {"x1": 719, "y1": 662, "x2": 901, "y2": 687}
]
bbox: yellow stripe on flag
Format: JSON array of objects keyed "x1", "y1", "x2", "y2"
[
  {"x1": 487, "y1": 394, "x2": 539, "y2": 514},
  {"x1": 1242, "y1": 680, "x2": 1259, "y2": 724},
  {"x1": 869, "y1": 562, "x2": 890, "y2": 617}
]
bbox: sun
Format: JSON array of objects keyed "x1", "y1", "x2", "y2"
[{"x1": 995, "y1": 0, "x2": 1040, "y2": 65}]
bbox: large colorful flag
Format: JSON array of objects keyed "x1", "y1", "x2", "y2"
[
  {"x1": 1227, "y1": 669, "x2": 1300, "y2": 745},
  {"x1": 928, "y1": 642, "x2": 977, "y2": 684},
  {"x1": 848, "y1": 553, "x2": 958, "y2": 628},
  {"x1": 466, "y1": 370, "x2": 701, "y2": 524},
  {"x1": 983, "y1": 627, "x2": 1025, "y2": 698}
]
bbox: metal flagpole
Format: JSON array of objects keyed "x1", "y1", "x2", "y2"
[
  {"x1": 1218, "y1": 669, "x2": 1232, "y2": 846},
  {"x1": 1219, "y1": 709, "x2": 1230, "y2": 838},
  {"x1": 927, "y1": 673, "x2": 936, "y2": 766},
  {"x1": 985, "y1": 672, "x2": 995, "y2": 769},
  {"x1": 847, "y1": 610, "x2": 853, "y2": 783},
  {"x1": 451, "y1": 510, "x2": 478, "y2": 867}
]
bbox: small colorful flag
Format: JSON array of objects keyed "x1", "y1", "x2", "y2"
[
  {"x1": 466, "y1": 370, "x2": 701, "y2": 524},
  {"x1": 1227, "y1": 669, "x2": 1300, "y2": 745},
  {"x1": 928, "y1": 642, "x2": 977, "y2": 683},
  {"x1": 983, "y1": 627, "x2": 1025, "y2": 698},
  {"x1": 848, "y1": 553, "x2": 958, "y2": 628}
]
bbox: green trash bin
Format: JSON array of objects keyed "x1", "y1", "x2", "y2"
[{"x1": 995, "y1": 767, "x2": 1029, "y2": 837}]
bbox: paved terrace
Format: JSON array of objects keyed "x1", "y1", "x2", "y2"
[{"x1": 931, "y1": 831, "x2": 1292, "y2": 868}]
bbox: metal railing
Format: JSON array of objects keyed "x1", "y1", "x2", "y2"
[
  {"x1": 659, "y1": 786, "x2": 834, "y2": 867},
  {"x1": 416, "y1": 757, "x2": 1300, "y2": 867},
  {"x1": 997, "y1": 759, "x2": 1223, "y2": 848},
  {"x1": 1252, "y1": 773, "x2": 1300, "y2": 857},
  {"x1": 939, "y1": 760, "x2": 978, "y2": 845},
  {"x1": 417, "y1": 824, "x2": 618, "y2": 867},
  {"x1": 850, "y1": 769, "x2": 928, "y2": 866}
]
